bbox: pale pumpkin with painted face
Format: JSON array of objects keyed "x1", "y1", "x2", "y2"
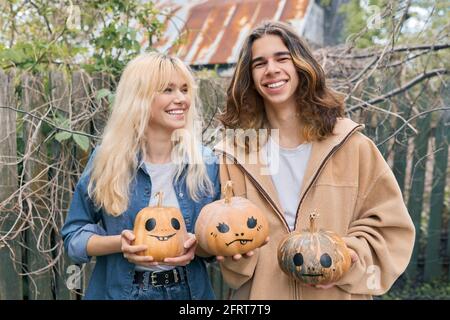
[
  {"x1": 195, "y1": 181, "x2": 269, "y2": 256},
  {"x1": 133, "y1": 191, "x2": 188, "y2": 261},
  {"x1": 277, "y1": 212, "x2": 352, "y2": 285}
]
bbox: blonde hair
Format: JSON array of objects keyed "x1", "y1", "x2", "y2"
[{"x1": 88, "y1": 52, "x2": 214, "y2": 216}]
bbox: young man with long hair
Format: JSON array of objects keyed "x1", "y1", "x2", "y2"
[{"x1": 215, "y1": 21, "x2": 415, "y2": 300}]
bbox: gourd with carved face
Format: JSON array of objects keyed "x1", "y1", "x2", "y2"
[
  {"x1": 277, "y1": 212, "x2": 352, "y2": 285},
  {"x1": 133, "y1": 191, "x2": 188, "y2": 261},
  {"x1": 195, "y1": 181, "x2": 269, "y2": 256}
]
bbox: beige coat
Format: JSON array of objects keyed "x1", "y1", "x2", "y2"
[{"x1": 213, "y1": 118, "x2": 415, "y2": 300}]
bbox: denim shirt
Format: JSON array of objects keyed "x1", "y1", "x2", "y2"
[{"x1": 61, "y1": 146, "x2": 221, "y2": 300}]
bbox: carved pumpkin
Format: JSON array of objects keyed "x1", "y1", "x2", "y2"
[
  {"x1": 133, "y1": 191, "x2": 187, "y2": 261},
  {"x1": 277, "y1": 212, "x2": 351, "y2": 285},
  {"x1": 195, "y1": 181, "x2": 269, "y2": 256}
]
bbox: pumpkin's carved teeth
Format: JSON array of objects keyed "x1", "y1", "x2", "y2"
[
  {"x1": 148, "y1": 233, "x2": 176, "y2": 241},
  {"x1": 225, "y1": 239, "x2": 253, "y2": 246}
]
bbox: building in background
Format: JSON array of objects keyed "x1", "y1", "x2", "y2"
[{"x1": 149, "y1": 0, "x2": 327, "y2": 75}]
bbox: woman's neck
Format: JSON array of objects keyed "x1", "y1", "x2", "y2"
[
  {"x1": 145, "y1": 128, "x2": 173, "y2": 164},
  {"x1": 265, "y1": 102, "x2": 305, "y2": 148}
]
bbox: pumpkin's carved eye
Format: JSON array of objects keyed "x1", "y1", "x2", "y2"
[
  {"x1": 216, "y1": 222, "x2": 230, "y2": 233},
  {"x1": 145, "y1": 218, "x2": 156, "y2": 231},
  {"x1": 293, "y1": 253, "x2": 303, "y2": 266},
  {"x1": 320, "y1": 253, "x2": 332, "y2": 268},
  {"x1": 247, "y1": 216, "x2": 257, "y2": 229},
  {"x1": 171, "y1": 218, "x2": 180, "y2": 230}
]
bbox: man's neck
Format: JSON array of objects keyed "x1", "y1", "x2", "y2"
[{"x1": 265, "y1": 102, "x2": 305, "y2": 148}]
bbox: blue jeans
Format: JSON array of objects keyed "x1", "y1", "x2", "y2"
[{"x1": 130, "y1": 268, "x2": 192, "y2": 300}]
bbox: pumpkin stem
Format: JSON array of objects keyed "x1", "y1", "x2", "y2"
[
  {"x1": 156, "y1": 191, "x2": 164, "y2": 207},
  {"x1": 309, "y1": 211, "x2": 319, "y2": 233},
  {"x1": 223, "y1": 181, "x2": 233, "y2": 204}
]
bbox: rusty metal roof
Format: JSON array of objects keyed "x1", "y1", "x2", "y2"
[{"x1": 151, "y1": 0, "x2": 312, "y2": 65}]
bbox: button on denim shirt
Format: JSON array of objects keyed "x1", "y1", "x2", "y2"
[{"x1": 61, "y1": 146, "x2": 220, "y2": 300}]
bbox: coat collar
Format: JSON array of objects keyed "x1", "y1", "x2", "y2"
[{"x1": 214, "y1": 118, "x2": 364, "y2": 226}]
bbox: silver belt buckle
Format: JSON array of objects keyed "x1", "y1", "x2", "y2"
[{"x1": 151, "y1": 272, "x2": 162, "y2": 287}]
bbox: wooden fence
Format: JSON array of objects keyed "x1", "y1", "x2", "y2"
[{"x1": 0, "y1": 69, "x2": 449, "y2": 299}]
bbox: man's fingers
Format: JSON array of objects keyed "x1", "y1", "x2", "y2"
[
  {"x1": 348, "y1": 248, "x2": 359, "y2": 264},
  {"x1": 232, "y1": 254, "x2": 242, "y2": 261},
  {"x1": 244, "y1": 251, "x2": 254, "y2": 258},
  {"x1": 315, "y1": 283, "x2": 335, "y2": 289}
]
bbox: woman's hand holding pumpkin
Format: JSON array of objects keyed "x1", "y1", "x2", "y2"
[
  {"x1": 121, "y1": 229, "x2": 157, "y2": 267},
  {"x1": 216, "y1": 236, "x2": 270, "y2": 262},
  {"x1": 163, "y1": 233, "x2": 197, "y2": 266}
]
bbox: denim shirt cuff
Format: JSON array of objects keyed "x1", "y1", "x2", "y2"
[{"x1": 67, "y1": 224, "x2": 107, "y2": 264}]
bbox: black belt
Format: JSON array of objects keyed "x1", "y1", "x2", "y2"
[{"x1": 133, "y1": 267, "x2": 186, "y2": 287}]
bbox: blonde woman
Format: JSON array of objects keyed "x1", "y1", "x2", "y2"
[{"x1": 62, "y1": 53, "x2": 220, "y2": 300}]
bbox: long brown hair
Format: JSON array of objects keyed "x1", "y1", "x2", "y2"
[{"x1": 219, "y1": 20, "x2": 344, "y2": 143}]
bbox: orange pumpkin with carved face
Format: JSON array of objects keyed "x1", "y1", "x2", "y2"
[
  {"x1": 133, "y1": 192, "x2": 187, "y2": 261},
  {"x1": 277, "y1": 212, "x2": 352, "y2": 285},
  {"x1": 195, "y1": 181, "x2": 269, "y2": 256}
]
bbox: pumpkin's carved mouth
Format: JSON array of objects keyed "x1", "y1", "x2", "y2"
[
  {"x1": 148, "y1": 233, "x2": 176, "y2": 241},
  {"x1": 225, "y1": 239, "x2": 253, "y2": 246},
  {"x1": 300, "y1": 273, "x2": 324, "y2": 277}
]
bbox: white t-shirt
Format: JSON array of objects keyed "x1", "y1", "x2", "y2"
[
  {"x1": 261, "y1": 136, "x2": 312, "y2": 231},
  {"x1": 135, "y1": 162, "x2": 180, "y2": 272}
]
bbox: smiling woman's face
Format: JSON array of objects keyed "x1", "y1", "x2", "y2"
[{"x1": 148, "y1": 71, "x2": 191, "y2": 134}]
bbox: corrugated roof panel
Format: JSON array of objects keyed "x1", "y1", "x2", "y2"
[
  {"x1": 280, "y1": 0, "x2": 309, "y2": 20},
  {"x1": 153, "y1": 0, "x2": 312, "y2": 65},
  {"x1": 209, "y1": 1, "x2": 260, "y2": 64},
  {"x1": 174, "y1": 5, "x2": 210, "y2": 60},
  {"x1": 194, "y1": 4, "x2": 238, "y2": 65}
]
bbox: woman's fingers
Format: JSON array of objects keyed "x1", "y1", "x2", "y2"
[
  {"x1": 124, "y1": 253, "x2": 154, "y2": 263},
  {"x1": 121, "y1": 229, "x2": 135, "y2": 242},
  {"x1": 184, "y1": 233, "x2": 197, "y2": 249},
  {"x1": 123, "y1": 244, "x2": 148, "y2": 254},
  {"x1": 164, "y1": 242, "x2": 197, "y2": 266}
]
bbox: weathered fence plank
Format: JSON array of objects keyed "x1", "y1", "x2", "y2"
[
  {"x1": 22, "y1": 74, "x2": 54, "y2": 299},
  {"x1": 71, "y1": 71, "x2": 94, "y2": 297},
  {"x1": 0, "y1": 70, "x2": 23, "y2": 299},
  {"x1": 406, "y1": 110, "x2": 432, "y2": 278},
  {"x1": 49, "y1": 71, "x2": 73, "y2": 300},
  {"x1": 424, "y1": 112, "x2": 450, "y2": 281}
]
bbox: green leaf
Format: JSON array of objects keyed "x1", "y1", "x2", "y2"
[
  {"x1": 107, "y1": 92, "x2": 116, "y2": 104},
  {"x1": 55, "y1": 131, "x2": 72, "y2": 142},
  {"x1": 96, "y1": 88, "x2": 110, "y2": 101},
  {"x1": 73, "y1": 133, "x2": 90, "y2": 152}
]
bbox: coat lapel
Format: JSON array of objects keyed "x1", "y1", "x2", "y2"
[{"x1": 214, "y1": 137, "x2": 285, "y2": 217}]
